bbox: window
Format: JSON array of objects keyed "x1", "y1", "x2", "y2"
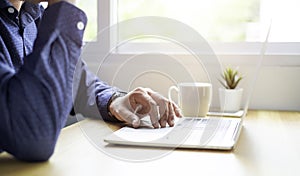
[
  {"x1": 77, "y1": 0, "x2": 98, "y2": 41},
  {"x1": 115, "y1": 0, "x2": 300, "y2": 43},
  {"x1": 95, "y1": 0, "x2": 299, "y2": 57},
  {"x1": 116, "y1": 0, "x2": 260, "y2": 42}
]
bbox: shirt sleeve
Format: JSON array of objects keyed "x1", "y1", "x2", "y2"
[
  {"x1": 72, "y1": 59, "x2": 122, "y2": 122},
  {"x1": 0, "y1": 2, "x2": 87, "y2": 161}
]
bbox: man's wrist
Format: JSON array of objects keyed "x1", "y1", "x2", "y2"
[{"x1": 107, "y1": 91, "x2": 127, "y2": 119}]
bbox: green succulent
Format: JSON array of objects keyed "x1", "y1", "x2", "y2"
[{"x1": 219, "y1": 67, "x2": 243, "y2": 89}]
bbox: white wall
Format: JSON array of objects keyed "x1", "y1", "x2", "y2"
[
  {"x1": 82, "y1": 52, "x2": 300, "y2": 111},
  {"x1": 250, "y1": 66, "x2": 300, "y2": 110}
]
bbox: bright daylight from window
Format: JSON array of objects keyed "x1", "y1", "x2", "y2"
[
  {"x1": 77, "y1": 0, "x2": 97, "y2": 41},
  {"x1": 73, "y1": 0, "x2": 300, "y2": 43},
  {"x1": 116, "y1": 0, "x2": 300, "y2": 43}
]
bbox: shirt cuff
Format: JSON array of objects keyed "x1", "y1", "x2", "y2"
[
  {"x1": 97, "y1": 89, "x2": 117, "y2": 122},
  {"x1": 97, "y1": 89, "x2": 127, "y2": 122}
]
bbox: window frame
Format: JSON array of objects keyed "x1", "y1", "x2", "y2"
[{"x1": 88, "y1": 0, "x2": 300, "y2": 67}]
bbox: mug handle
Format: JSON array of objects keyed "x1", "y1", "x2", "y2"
[{"x1": 168, "y1": 86, "x2": 179, "y2": 104}]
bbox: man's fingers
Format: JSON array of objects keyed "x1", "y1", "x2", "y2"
[
  {"x1": 112, "y1": 108, "x2": 141, "y2": 128},
  {"x1": 144, "y1": 88, "x2": 184, "y2": 128},
  {"x1": 129, "y1": 91, "x2": 156, "y2": 115},
  {"x1": 167, "y1": 101, "x2": 176, "y2": 127},
  {"x1": 112, "y1": 87, "x2": 183, "y2": 129},
  {"x1": 173, "y1": 102, "x2": 183, "y2": 117},
  {"x1": 146, "y1": 90, "x2": 169, "y2": 117},
  {"x1": 148, "y1": 104, "x2": 160, "y2": 128},
  {"x1": 158, "y1": 101, "x2": 169, "y2": 128},
  {"x1": 126, "y1": 113, "x2": 141, "y2": 128}
]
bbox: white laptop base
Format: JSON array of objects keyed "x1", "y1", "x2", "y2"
[{"x1": 104, "y1": 117, "x2": 242, "y2": 150}]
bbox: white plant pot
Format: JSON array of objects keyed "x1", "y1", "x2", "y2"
[{"x1": 219, "y1": 88, "x2": 243, "y2": 112}]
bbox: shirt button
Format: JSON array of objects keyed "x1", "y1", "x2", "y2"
[
  {"x1": 8, "y1": 7, "x2": 14, "y2": 14},
  {"x1": 77, "y1": 21, "x2": 85, "y2": 30}
]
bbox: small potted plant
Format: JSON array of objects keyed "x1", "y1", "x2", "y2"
[{"x1": 218, "y1": 67, "x2": 243, "y2": 112}]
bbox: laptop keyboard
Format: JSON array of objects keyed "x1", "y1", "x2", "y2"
[
  {"x1": 177, "y1": 117, "x2": 230, "y2": 130},
  {"x1": 174, "y1": 117, "x2": 233, "y2": 146}
]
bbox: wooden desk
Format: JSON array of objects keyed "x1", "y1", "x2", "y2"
[{"x1": 1, "y1": 111, "x2": 300, "y2": 176}]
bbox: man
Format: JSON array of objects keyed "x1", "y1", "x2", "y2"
[{"x1": 0, "y1": 0, "x2": 182, "y2": 162}]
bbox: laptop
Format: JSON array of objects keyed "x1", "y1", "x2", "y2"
[
  {"x1": 104, "y1": 23, "x2": 272, "y2": 150},
  {"x1": 104, "y1": 115, "x2": 242, "y2": 150}
]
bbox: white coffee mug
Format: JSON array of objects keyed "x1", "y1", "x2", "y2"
[{"x1": 168, "y1": 82, "x2": 212, "y2": 117}]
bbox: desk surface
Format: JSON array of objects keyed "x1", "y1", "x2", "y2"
[{"x1": 1, "y1": 110, "x2": 300, "y2": 176}]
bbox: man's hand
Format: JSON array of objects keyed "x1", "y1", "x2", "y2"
[{"x1": 109, "y1": 87, "x2": 183, "y2": 128}]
